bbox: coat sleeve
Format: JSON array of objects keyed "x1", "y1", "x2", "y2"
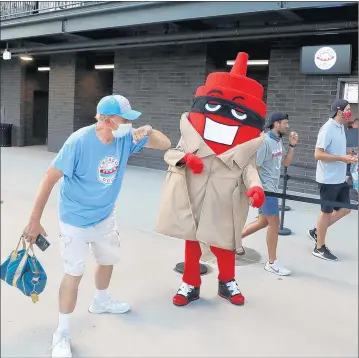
[
  {"x1": 164, "y1": 137, "x2": 187, "y2": 167},
  {"x1": 242, "y1": 155, "x2": 263, "y2": 190}
]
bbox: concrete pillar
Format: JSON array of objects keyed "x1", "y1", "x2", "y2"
[
  {"x1": 0, "y1": 59, "x2": 25, "y2": 146},
  {"x1": 47, "y1": 53, "x2": 76, "y2": 152},
  {"x1": 47, "y1": 54, "x2": 114, "y2": 152}
]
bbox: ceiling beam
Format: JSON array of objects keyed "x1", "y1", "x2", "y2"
[
  {"x1": 175, "y1": 20, "x2": 213, "y2": 32},
  {"x1": 56, "y1": 32, "x2": 92, "y2": 42},
  {"x1": 22, "y1": 40, "x2": 47, "y2": 47},
  {"x1": 6, "y1": 20, "x2": 357, "y2": 56}
]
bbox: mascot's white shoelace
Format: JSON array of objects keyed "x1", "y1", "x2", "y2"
[
  {"x1": 178, "y1": 282, "x2": 194, "y2": 296},
  {"x1": 226, "y1": 280, "x2": 241, "y2": 295}
]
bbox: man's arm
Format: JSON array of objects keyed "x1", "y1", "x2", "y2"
[
  {"x1": 315, "y1": 148, "x2": 357, "y2": 163},
  {"x1": 282, "y1": 146, "x2": 295, "y2": 167},
  {"x1": 314, "y1": 127, "x2": 345, "y2": 162},
  {"x1": 282, "y1": 132, "x2": 298, "y2": 167},
  {"x1": 23, "y1": 166, "x2": 64, "y2": 242},
  {"x1": 29, "y1": 166, "x2": 63, "y2": 222}
]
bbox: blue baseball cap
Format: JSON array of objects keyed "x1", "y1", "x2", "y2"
[{"x1": 96, "y1": 95, "x2": 142, "y2": 121}]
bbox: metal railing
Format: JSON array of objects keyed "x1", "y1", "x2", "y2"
[{"x1": 0, "y1": 1, "x2": 103, "y2": 20}]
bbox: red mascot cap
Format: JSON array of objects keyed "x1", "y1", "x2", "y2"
[{"x1": 194, "y1": 52, "x2": 266, "y2": 119}]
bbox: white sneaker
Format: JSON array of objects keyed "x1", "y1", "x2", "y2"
[
  {"x1": 264, "y1": 260, "x2": 291, "y2": 276},
  {"x1": 50, "y1": 330, "x2": 72, "y2": 358},
  {"x1": 88, "y1": 296, "x2": 131, "y2": 314}
]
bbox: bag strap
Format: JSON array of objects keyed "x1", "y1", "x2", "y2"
[
  {"x1": 16, "y1": 236, "x2": 26, "y2": 251},
  {"x1": 26, "y1": 243, "x2": 36, "y2": 257},
  {"x1": 11, "y1": 236, "x2": 36, "y2": 261},
  {"x1": 11, "y1": 237, "x2": 26, "y2": 261}
]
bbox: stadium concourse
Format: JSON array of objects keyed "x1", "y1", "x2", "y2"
[{"x1": 1, "y1": 145, "x2": 358, "y2": 358}]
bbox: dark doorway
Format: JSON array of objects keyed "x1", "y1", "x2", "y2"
[{"x1": 33, "y1": 90, "x2": 48, "y2": 144}]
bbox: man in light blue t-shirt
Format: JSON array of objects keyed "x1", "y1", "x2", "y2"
[
  {"x1": 307, "y1": 99, "x2": 357, "y2": 262},
  {"x1": 22, "y1": 94, "x2": 171, "y2": 357}
]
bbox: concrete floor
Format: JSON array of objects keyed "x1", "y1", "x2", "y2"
[{"x1": 1, "y1": 146, "x2": 358, "y2": 358}]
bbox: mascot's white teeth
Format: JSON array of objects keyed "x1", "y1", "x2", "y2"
[{"x1": 203, "y1": 117, "x2": 239, "y2": 145}]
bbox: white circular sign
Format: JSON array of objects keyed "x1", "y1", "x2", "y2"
[{"x1": 314, "y1": 47, "x2": 337, "y2": 71}]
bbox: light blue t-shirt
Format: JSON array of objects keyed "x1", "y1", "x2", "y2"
[
  {"x1": 315, "y1": 118, "x2": 347, "y2": 184},
  {"x1": 51, "y1": 125, "x2": 148, "y2": 228}
]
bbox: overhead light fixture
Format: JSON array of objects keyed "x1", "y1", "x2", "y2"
[
  {"x1": 2, "y1": 49, "x2": 11, "y2": 61},
  {"x1": 38, "y1": 67, "x2": 50, "y2": 71},
  {"x1": 20, "y1": 55, "x2": 33, "y2": 61},
  {"x1": 95, "y1": 64, "x2": 114, "y2": 70},
  {"x1": 226, "y1": 60, "x2": 269, "y2": 66}
]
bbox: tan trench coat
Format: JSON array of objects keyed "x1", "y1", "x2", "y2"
[{"x1": 155, "y1": 113, "x2": 265, "y2": 251}]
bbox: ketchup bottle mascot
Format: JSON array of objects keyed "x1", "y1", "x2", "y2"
[{"x1": 155, "y1": 52, "x2": 266, "y2": 307}]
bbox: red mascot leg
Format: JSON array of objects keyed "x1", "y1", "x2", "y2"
[
  {"x1": 182, "y1": 241, "x2": 202, "y2": 286},
  {"x1": 173, "y1": 241, "x2": 201, "y2": 306},
  {"x1": 210, "y1": 246, "x2": 245, "y2": 305}
]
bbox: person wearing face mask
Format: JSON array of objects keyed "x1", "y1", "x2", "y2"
[
  {"x1": 307, "y1": 99, "x2": 358, "y2": 261},
  {"x1": 21, "y1": 94, "x2": 171, "y2": 358},
  {"x1": 345, "y1": 118, "x2": 358, "y2": 184},
  {"x1": 236, "y1": 112, "x2": 298, "y2": 276}
]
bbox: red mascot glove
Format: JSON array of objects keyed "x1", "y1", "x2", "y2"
[
  {"x1": 246, "y1": 186, "x2": 265, "y2": 208},
  {"x1": 182, "y1": 153, "x2": 204, "y2": 174}
]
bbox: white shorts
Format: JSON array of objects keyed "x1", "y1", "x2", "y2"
[{"x1": 59, "y1": 214, "x2": 120, "y2": 276}]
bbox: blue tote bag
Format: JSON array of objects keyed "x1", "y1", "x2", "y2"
[{"x1": 1, "y1": 237, "x2": 47, "y2": 303}]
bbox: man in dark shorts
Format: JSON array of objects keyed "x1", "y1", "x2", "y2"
[{"x1": 308, "y1": 99, "x2": 358, "y2": 261}]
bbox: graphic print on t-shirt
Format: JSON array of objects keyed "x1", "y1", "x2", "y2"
[
  {"x1": 271, "y1": 146, "x2": 283, "y2": 169},
  {"x1": 98, "y1": 156, "x2": 119, "y2": 185}
]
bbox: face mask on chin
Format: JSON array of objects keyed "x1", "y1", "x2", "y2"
[{"x1": 111, "y1": 121, "x2": 133, "y2": 138}]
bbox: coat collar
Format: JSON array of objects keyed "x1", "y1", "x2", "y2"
[
  {"x1": 180, "y1": 112, "x2": 214, "y2": 157},
  {"x1": 180, "y1": 113, "x2": 265, "y2": 169}
]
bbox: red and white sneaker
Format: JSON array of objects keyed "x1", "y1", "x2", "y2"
[
  {"x1": 218, "y1": 279, "x2": 245, "y2": 305},
  {"x1": 173, "y1": 282, "x2": 200, "y2": 306}
]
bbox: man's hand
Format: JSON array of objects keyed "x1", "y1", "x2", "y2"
[
  {"x1": 247, "y1": 186, "x2": 265, "y2": 208},
  {"x1": 183, "y1": 153, "x2": 204, "y2": 174},
  {"x1": 22, "y1": 220, "x2": 47, "y2": 244},
  {"x1": 341, "y1": 154, "x2": 358, "y2": 164},
  {"x1": 132, "y1": 125, "x2": 153, "y2": 143},
  {"x1": 289, "y1": 131, "x2": 299, "y2": 146}
]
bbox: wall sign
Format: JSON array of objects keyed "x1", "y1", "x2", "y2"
[
  {"x1": 300, "y1": 44, "x2": 352, "y2": 75},
  {"x1": 314, "y1": 47, "x2": 337, "y2": 70}
]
